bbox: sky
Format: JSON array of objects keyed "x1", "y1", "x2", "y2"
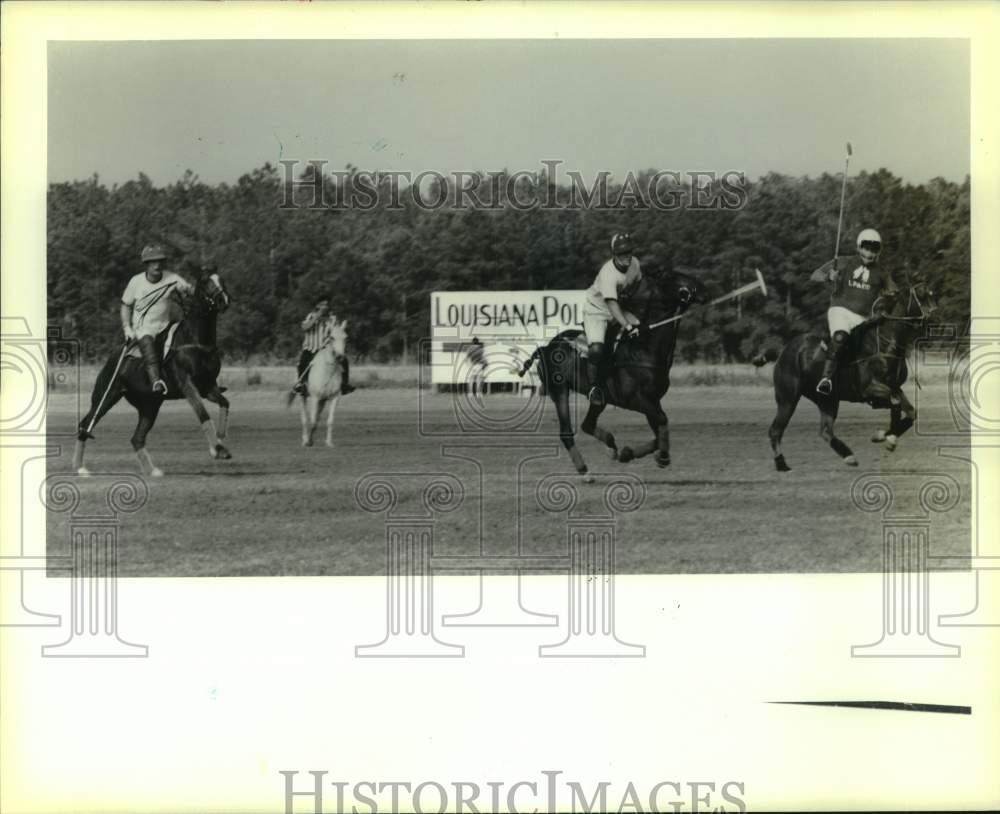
[{"x1": 47, "y1": 38, "x2": 970, "y2": 186}]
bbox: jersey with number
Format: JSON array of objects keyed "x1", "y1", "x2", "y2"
[
  {"x1": 121, "y1": 271, "x2": 193, "y2": 337},
  {"x1": 301, "y1": 312, "x2": 339, "y2": 352},
  {"x1": 584, "y1": 257, "x2": 643, "y2": 316}
]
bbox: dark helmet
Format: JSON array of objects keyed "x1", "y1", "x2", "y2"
[{"x1": 610, "y1": 232, "x2": 634, "y2": 256}]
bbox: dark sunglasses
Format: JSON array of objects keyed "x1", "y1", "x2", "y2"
[{"x1": 859, "y1": 241, "x2": 882, "y2": 252}]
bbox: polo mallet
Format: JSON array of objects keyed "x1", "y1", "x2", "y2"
[
  {"x1": 645, "y1": 269, "x2": 768, "y2": 330},
  {"x1": 833, "y1": 142, "x2": 853, "y2": 267},
  {"x1": 84, "y1": 340, "x2": 132, "y2": 436}
]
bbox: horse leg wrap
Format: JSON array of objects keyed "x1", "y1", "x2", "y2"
[
  {"x1": 830, "y1": 435, "x2": 853, "y2": 459},
  {"x1": 201, "y1": 420, "x2": 221, "y2": 455},
  {"x1": 136, "y1": 448, "x2": 163, "y2": 477}
]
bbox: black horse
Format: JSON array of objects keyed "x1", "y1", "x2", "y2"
[
  {"x1": 758, "y1": 274, "x2": 937, "y2": 471},
  {"x1": 518, "y1": 270, "x2": 707, "y2": 479},
  {"x1": 73, "y1": 265, "x2": 232, "y2": 477}
]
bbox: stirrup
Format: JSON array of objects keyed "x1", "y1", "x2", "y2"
[
  {"x1": 588, "y1": 386, "x2": 606, "y2": 406},
  {"x1": 152, "y1": 379, "x2": 169, "y2": 395},
  {"x1": 816, "y1": 377, "x2": 833, "y2": 395},
  {"x1": 292, "y1": 381, "x2": 307, "y2": 396}
]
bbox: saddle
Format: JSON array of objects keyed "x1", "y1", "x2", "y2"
[
  {"x1": 124, "y1": 323, "x2": 182, "y2": 361},
  {"x1": 559, "y1": 324, "x2": 655, "y2": 369},
  {"x1": 814, "y1": 319, "x2": 891, "y2": 399}
]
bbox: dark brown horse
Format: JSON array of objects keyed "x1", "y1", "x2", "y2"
[
  {"x1": 759, "y1": 274, "x2": 937, "y2": 471},
  {"x1": 518, "y1": 270, "x2": 707, "y2": 479},
  {"x1": 73, "y1": 265, "x2": 232, "y2": 477}
]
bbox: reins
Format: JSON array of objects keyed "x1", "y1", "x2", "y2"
[{"x1": 843, "y1": 283, "x2": 929, "y2": 388}]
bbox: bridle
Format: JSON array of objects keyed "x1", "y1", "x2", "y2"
[
  {"x1": 874, "y1": 273, "x2": 933, "y2": 326},
  {"x1": 192, "y1": 273, "x2": 231, "y2": 314},
  {"x1": 852, "y1": 275, "x2": 935, "y2": 371},
  {"x1": 638, "y1": 278, "x2": 698, "y2": 327}
]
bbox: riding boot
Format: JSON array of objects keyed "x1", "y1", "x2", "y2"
[
  {"x1": 340, "y1": 356, "x2": 356, "y2": 395},
  {"x1": 293, "y1": 350, "x2": 312, "y2": 396},
  {"x1": 586, "y1": 343, "x2": 605, "y2": 406},
  {"x1": 138, "y1": 335, "x2": 168, "y2": 395},
  {"x1": 816, "y1": 330, "x2": 847, "y2": 395}
]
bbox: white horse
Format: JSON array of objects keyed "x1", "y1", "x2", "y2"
[{"x1": 298, "y1": 319, "x2": 348, "y2": 447}]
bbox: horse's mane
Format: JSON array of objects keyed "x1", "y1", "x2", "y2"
[{"x1": 315, "y1": 319, "x2": 349, "y2": 357}]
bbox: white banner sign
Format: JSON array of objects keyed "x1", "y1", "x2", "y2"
[{"x1": 429, "y1": 290, "x2": 588, "y2": 385}]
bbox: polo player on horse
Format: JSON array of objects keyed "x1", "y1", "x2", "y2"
[
  {"x1": 121, "y1": 244, "x2": 195, "y2": 395},
  {"x1": 810, "y1": 227, "x2": 899, "y2": 399},
  {"x1": 583, "y1": 232, "x2": 644, "y2": 406}
]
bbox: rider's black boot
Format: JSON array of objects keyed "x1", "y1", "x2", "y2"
[
  {"x1": 816, "y1": 331, "x2": 847, "y2": 396},
  {"x1": 138, "y1": 335, "x2": 168, "y2": 395}
]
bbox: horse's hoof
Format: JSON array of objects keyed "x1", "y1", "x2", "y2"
[
  {"x1": 618, "y1": 447, "x2": 634, "y2": 463},
  {"x1": 215, "y1": 444, "x2": 232, "y2": 460},
  {"x1": 844, "y1": 455, "x2": 859, "y2": 467},
  {"x1": 655, "y1": 455, "x2": 671, "y2": 469},
  {"x1": 325, "y1": 440, "x2": 335, "y2": 448},
  {"x1": 151, "y1": 468, "x2": 165, "y2": 478},
  {"x1": 606, "y1": 446, "x2": 618, "y2": 461},
  {"x1": 885, "y1": 435, "x2": 898, "y2": 452},
  {"x1": 774, "y1": 455, "x2": 791, "y2": 472},
  {"x1": 871, "y1": 430, "x2": 886, "y2": 443},
  {"x1": 582, "y1": 472, "x2": 595, "y2": 484},
  {"x1": 77, "y1": 467, "x2": 91, "y2": 478}
]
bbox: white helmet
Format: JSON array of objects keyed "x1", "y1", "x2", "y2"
[{"x1": 856, "y1": 228, "x2": 882, "y2": 263}]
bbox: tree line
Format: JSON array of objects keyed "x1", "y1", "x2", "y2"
[{"x1": 47, "y1": 165, "x2": 970, "y2": 364}]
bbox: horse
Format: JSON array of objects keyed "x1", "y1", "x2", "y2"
[
  {"x1": 518, "y1": 269, "x2": 707, "y2": 480},
  {"x1": 73, "y1": 265, "x2": 232, "y2": 477},
  {"x1": 297, "y1": 319, "x2": 348, "y2": 447},
  {"x1": 758, "y1": 274, "x2": 938, "y2": 472}
]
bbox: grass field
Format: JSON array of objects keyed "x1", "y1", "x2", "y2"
[{"x1": 45, "y1": 372, "x2": 971, "y2": 576}]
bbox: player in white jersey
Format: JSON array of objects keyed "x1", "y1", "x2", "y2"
[
  {"x1": 293, "y1": 297, "x2": 355, "y2": 396},
  {"x1": 582, "y1": 232, "x2": 643, "y2": 406},
  {"x1": 120, "y1": 244, "x2": 194, "y2": 395}
]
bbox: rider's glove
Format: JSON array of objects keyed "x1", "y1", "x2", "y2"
[
  {"x1": 623, "y1": 324, "x2": 641, "y2": 339},
  {"x1": 123, "y1": 325, "x2": 136, "y2": 342}
]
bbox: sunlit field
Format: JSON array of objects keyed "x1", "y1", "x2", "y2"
[{"x1": 46, "y1": 367, "x2": 970, "y2": 577}]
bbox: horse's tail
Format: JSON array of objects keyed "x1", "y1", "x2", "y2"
[
  {"x1": 750, "y1": 348, "x2": 780, "y2": 368},
  {"x1": 518, "y1": 346, "x2": 543, "y2": 378}
]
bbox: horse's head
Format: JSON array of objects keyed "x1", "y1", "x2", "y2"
[
  {"x1": 667, "y1": 270, "x2": 709, "y2": 311},
  {"x1": 191, "y1": 264, "x2": 231, "y2": 314},
  {"x1": 328, "y1": 319, "x2": 348, "y2": 357},
  {"x1": 883, "y1": 271, "x2": 938, "y2": 324},
  {"x1": 636, "y1": 269, "x2": 708, "y2": 322}
]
